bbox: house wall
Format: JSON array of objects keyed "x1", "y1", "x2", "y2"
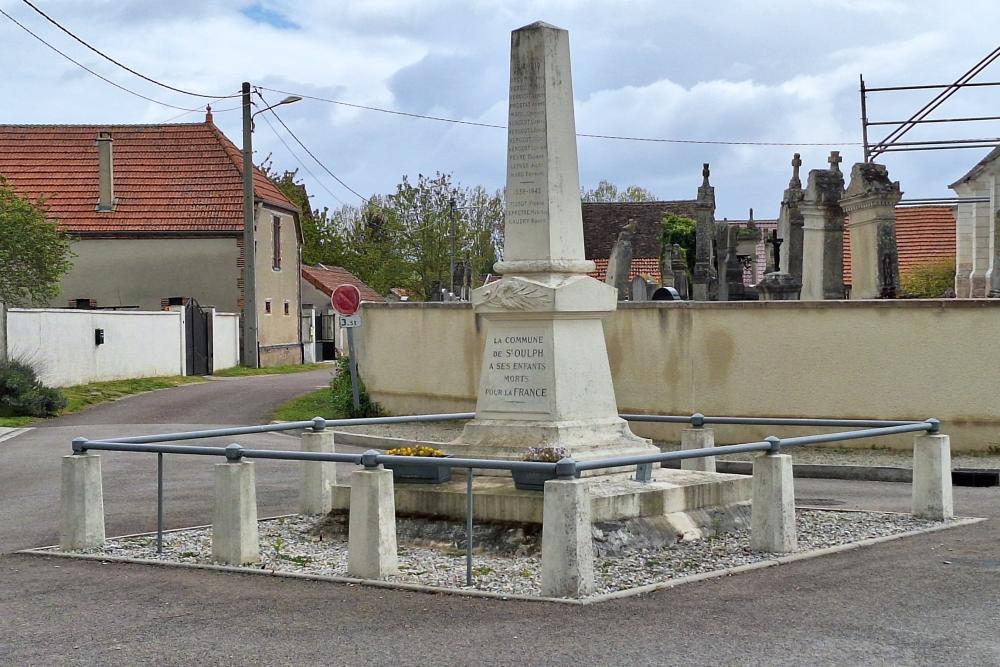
[
  {"x1": 255, "y1": 205, "x2": 302, "y2": 366},
  {"x1": 356, "y1": 300, "x2": 1000, "y2": 452},
  {"x1": 7, "y1": 308, "x2": 186, "y2": 386},
  {"x1": 49, "y1": 237, "x2": 240, "y2": 310}
]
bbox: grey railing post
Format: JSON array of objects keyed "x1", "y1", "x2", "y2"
[
  {"x1": 347, "y1": 454, "x2": 398, "y2": 579},
  {"x1": 60, "y1": 439, "x2": 106, "y2": 551},
  {"x1": 680, "y1": 413, "x2": 715, "y2": 472},
  {"x1": 212, "y1": 444, "x2": 260, "y2": 565},
  {"x1": 541, "y1": 458, "x2": 594, "y2": 598},
  {"x1": 299, "y1": 416, "x2": 336, "y2": 515},
  {"x1": 750, "y1": 437, "x2": 797, "y2": 553},
  {"x1": 912, "y1": 420, "x2": 953, "y2": 520}
]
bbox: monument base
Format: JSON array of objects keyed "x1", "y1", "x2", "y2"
[
  {"x1": 331, "y1": 467, "x2": 751, "y2": 525},
  {"x1": 453, "y1": 416, "x2": 659, "y2": 476}
]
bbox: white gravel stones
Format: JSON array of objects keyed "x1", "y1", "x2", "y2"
[{"x1": 61, "y1": 510, "x2": 945, "y2": 598}]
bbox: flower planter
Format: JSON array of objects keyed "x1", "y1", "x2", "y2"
[
  {"x1": 384, "y1": 458, "x2": 452, "y2": 484},
  {"x1": 511, "y1": 468, "x2": 558, "y2": 491}
]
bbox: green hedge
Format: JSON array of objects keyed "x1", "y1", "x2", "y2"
[{"x1": 0, "y1": 359, "x2": 65, "y2": 418}]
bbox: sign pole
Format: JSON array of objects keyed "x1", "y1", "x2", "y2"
[{"x1": 345, "y1": 325, "x2": 361, "y2": 411}]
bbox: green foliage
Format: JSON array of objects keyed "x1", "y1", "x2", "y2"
[
  {"x1": 900, "y1": 258, "x2": 956, "y2": 298},
  {"x1": 659, "y1": 213, "x2": 697, "y2": 275},
  {"x1": 260, "y1": 162, "x2": 504, "y2": 300},
  {"x1": 0, "y1": 359, "x2": 65, "y2": 418},
  {"x1": 0, "y1": 177, "x2": 74, "y2": 306},
  {"x1": 329, "y1": 357, "x2": 384, "y2": 418},
  {"x1": 581, "y1": 180, "x2": 657, "y2": 203},
  {"x1": 213, "y1": 363, "x2": 328, "y2": 377},
  {"x1": 60, "y1": 376, "x2": 204, "y2": 413}
]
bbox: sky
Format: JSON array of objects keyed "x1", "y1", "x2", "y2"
[{"x1": 2, "y1": 0, "x2": 1000, "y2": 219}]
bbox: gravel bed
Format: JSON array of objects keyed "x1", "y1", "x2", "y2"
[
  {"x1": 58, "y1": 510, "x2": 946, "y2": 598},
  {"x1": 332, "y1": 423, "x2": 1000, "y2": 470}
]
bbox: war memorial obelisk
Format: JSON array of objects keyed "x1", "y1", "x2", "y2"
[{"x1": 455, "y1": 22, "x2": 659, "y2": 465}]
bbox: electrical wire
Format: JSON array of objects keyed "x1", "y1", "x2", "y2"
[
  {"x1": 256, "y1": 110, "x2": 348, "y2": 207},
  {"x1": 259, "y1": 85, "x2": 862, "y2": 147},
  {"x1": 19, "y1": 0, "x2": 239, "y2": 100},
  {"x1": 256, "y1": 90, "x2": 368, "y2": 201},
  {"x1": 0, "y1": 7, "x2": 207, "y2": 112}
]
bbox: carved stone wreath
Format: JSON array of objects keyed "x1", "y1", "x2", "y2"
[{"x1": 478, "y1": 280, "x2": 552, "y2": 310}]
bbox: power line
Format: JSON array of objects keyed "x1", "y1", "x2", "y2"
[
  {"x1": 0, "y1": 7, "x2": 206, "y2": 112},
  {"x1": 256, "y1": 89, "x2": 368, "y2": 201},
  {"x1": 259, "y1": 85, "x2": 862, "y2": 147},
  {"x1": 19, "y1": 0, "x2": 239, "y2": 100},
  {"x1": 256, "y1": 110, "x2": 348, "y2": 207}
]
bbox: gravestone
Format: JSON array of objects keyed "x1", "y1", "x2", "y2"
[
  {"x1": 630, "y1": 275, "x2": 651, "y2": 301},
  {"x1": 605, "y1": 220, "x2": 636, "y2": 301},
  {"x1": 799, "y1": 151, "x2": 846, "y2": 300},
  {"x1": 692, "y1": 164, "x2": 717, "y2": 300},
  {"x1": 841, "y1": 162, "x2": 901, "y2": 299},
  {"x1": 456, "y1": 22, "x2": 657, "y2": 464},
  {"x1": 724, "y1": 224, "x2": 745, "y2": 300},
  {"x1": 758, "y1": 230, "x2": 800, "y2": 301},
  {"x1": 670, "y1": 244, "x2": 689, "y2": 298},
  {"x1": 777, "y1": 153, "x2": 805, "y2": 286}
]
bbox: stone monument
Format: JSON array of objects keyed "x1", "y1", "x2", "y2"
[
  {"x1": 841, "y1": 162, "x2": 901, "y2": 299},
  {"x1": 777, "y1": 153, "x2": 805, "y2": 287},
  {"x1": 692, "y1": 164, "x2": 717, "y2": 301},
  {"x1": 455, "y1": 22, "x2": 658, "y2": 465},
  {"x1": 799, "y1": 151, "x2": 846, "y2": 300},
  {"x1": 605, "y1": 220, "x2": 637, "y2": 301}
]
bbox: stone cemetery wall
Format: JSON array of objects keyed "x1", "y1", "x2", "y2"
[{"x1": 357, "y1": 300, "x2": 1000, "y2": 453}]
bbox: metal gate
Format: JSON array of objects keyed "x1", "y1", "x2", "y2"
[{"x1": 183, "y1": 298, "x2": 212, "y2": 375}]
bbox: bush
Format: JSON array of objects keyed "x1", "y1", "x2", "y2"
[
  {"x1": 329, "y1": 356, "x2": 384, "y2": 418},
  {"x1": 0, "y1": 359, "x2": 65, "y2": 417},
  {"x1": 900, "y1": 259, "x2": 956, "y2": 298}
]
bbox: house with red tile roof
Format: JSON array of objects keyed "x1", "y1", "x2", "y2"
[
  {"x1": 300, "y1": 264, "x2": 384, "y2": 359},
  {"x1": 0, "y1": 112, "x2": 304, "y2": 366}
]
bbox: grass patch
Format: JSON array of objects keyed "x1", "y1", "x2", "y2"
[
  {"x1": 213, "y1": 363, "x2": 331, "y2": 377},
  {"x1": 0, "y1": 415, "x2": 37, "y2": 428},
  {"x1": 61, "y1": 376, "x2": 207, "y2": 414},
  {"x1": 271, "y1": 388, "x2": 347, "y2": 422}
]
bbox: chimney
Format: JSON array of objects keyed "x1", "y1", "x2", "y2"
[{"x1": 96, "y1": 132, "x2": 114, "y2": 211}]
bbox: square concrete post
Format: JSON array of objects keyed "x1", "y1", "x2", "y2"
[
  {"x1": 912, "y1": 433, "x2": 953, "y2": 521},
  {"x1": 347, "y1": 467, "x2": 398, "y2": 579},
  {"x1": 60, "y1": 454, "x2": 105, "y2": 550},
  {"x1": 680, "y1": 427, "x2": 716, "y2": 472},
  {"x1": 541, "y1": 477, "x2": 594, "y2": 598},
  {"x1": 212, "y1": 461, "x2": 260, "y2": 565},
  {"x1": 751, "y1": 452, "x2": 797, "y2": 553},
  {"x1": 300, "y1": 427, "x2": 336, "y2": 515}
]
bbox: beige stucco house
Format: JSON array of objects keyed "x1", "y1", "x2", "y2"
[{"x1": 0, "y1": 112, "x2": 304, "y2": 366}]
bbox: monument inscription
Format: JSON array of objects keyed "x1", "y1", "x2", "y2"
[{"x1": 479, "y1": 325, "x2": 553, "y2": 414}]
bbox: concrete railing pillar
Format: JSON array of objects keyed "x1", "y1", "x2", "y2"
[
  {"x1": 751, "y1": 452, "x2": 797, "y2": 553},
  {"x1": 912, "y1": 433, "x2": 953, "y2": 521},
  {"x1": 680, "y1": 427, "x2": 716, "y2": 472},
  {"x1": 541, "y1": 478, "x2": 594, "y2": 598},
  {"x1": 212, "y1": 460, "x2": 260, "y2": 565},
  {"x1": 60, "y1": 453, "x2": 106, "y2": 550},
  {"x1": 347, "y1": 467, "x2": 398, "y2": 579},
  {"x1": 300, "y1": 427, "x2": 336, "y2": 515}
]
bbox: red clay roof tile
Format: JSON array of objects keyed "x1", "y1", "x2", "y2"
[{"x1": 302, "y1": 265, "x2": 384, "y2": 303}]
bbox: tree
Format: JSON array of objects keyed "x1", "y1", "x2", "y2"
[
  {"x1": 659, "y1": 213, "x2": 697, "y2": 275},
  {"x1": 0, "y1": 177, "x2": 73, "y2": 306},
  {"x1": 581, "y1": 180, "x2": 657, "y2": 203}
]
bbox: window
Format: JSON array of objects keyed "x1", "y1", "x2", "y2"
[
  {"x1": 264, "y1": 299, "x2": 272, "y2": 315},
  {"x1": 272, "y1": 215, "x2": 282, "y2": 270},
  {"x1": 283, "y1": 300, "x2": 290, "y2": 316}
]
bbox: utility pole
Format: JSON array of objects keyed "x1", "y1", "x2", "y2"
[
  {"x1": 241, "y1": 81, "x2": 259, "y2": 368},
  {"x1": 449, "y1": 196, "x2": 457, "y2": 296}
]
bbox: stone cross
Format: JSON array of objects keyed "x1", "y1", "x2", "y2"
[
  {"x1": 790, "y1": 153, "x2": 802, "y2": 188},
  {"x1": 766, "y1": 230, "x2": 783, "y2": 274},
  {"x1": 828, "y1": 150, "x2": 842, "y2": 174}
]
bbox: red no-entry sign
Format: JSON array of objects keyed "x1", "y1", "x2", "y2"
[{"x1": 331, "y1": 284, "x2": 362, "y2": 316}]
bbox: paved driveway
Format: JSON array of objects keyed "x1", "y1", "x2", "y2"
[{"x1": 1, "y1": 373, "x2": 997, "y2": 665}]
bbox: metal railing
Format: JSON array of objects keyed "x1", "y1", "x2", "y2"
[{"x1": 69, "y1": 412, "x2": 939, "y2": 586}]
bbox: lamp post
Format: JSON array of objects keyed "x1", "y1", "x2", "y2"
[{"x1": 240, "y1": 82, "x2": 302, "y2": 367}]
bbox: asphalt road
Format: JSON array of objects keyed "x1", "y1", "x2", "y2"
[{"x1": 1, "y1": 374, "x2": 998, "y2": 666}]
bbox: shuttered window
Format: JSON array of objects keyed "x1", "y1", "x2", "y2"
[{"x1": 272, "y1": 216, "x2": 282, "y2": 270}]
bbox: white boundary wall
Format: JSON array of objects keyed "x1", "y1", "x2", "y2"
[
  {"x1": 5, "y1": 308, "x2": 241, "y2": 386},
  {"x1": 213, "y1": 312, "x2": 241, "y2": 371}
]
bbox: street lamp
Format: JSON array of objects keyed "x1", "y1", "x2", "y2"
[{"x1": 241, "y1": 82, "x2": 301, "y2": 368}]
